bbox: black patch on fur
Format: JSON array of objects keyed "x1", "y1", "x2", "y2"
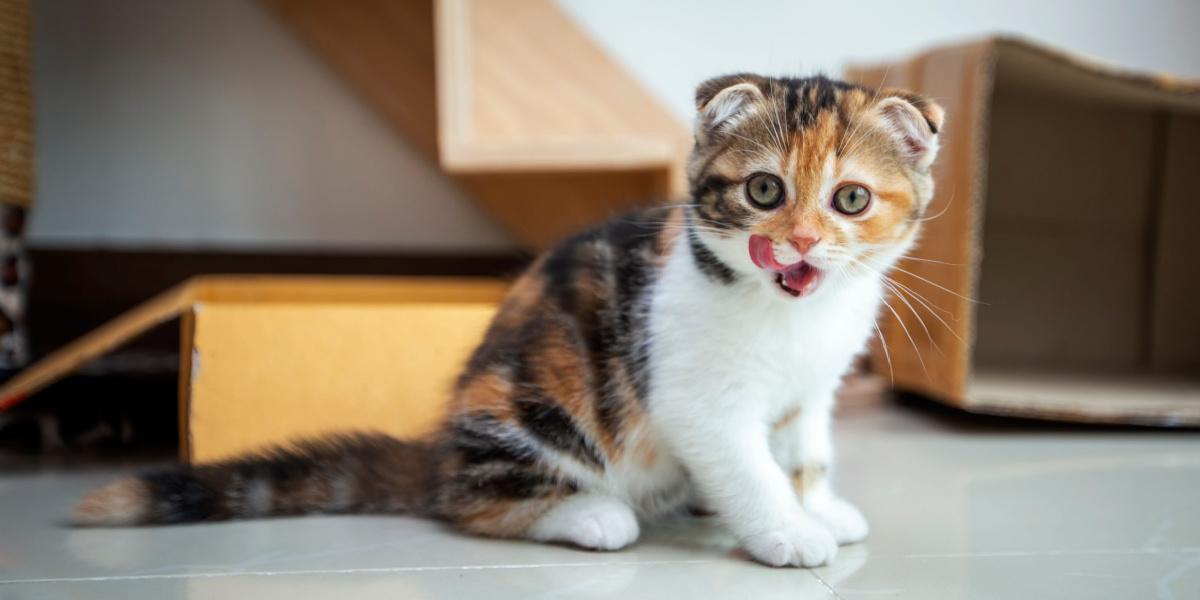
[
  {"x1": 687, "y1": 228, "x2": 737, "y2": 284},
  {"x1": 795, "y1": 77, "x2": 839, "y2": 128},
  {"x1": 692, "y1": 175, "x2": 741, "y2": 229},
  {"x1": 478, "y1": 470, "x2": 551, "y2": 499},
  {"x1": 461, "y1": 468, "x2": 575, "y2": 500},
  {"x1": 514, "y1": 395, "x2": 604, "y2": 468},
  {"x1": 453, "y1": 414, "x2": 537, "y2": 467},
  {"x1": 599, "y1": 212, "x2": 666, "y2": 417},
  {"x1": 785, "y1": 83, "x2": 800, "y2": 130},
  {"x1": 542, "y1": 240, "x2": 584, "y2": 314},
  {"x1": 142, "y1": 470, "x2": 220, "y2": 523}
]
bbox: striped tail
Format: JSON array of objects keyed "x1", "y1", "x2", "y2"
[{"x1": 73, "y1": 433, "x2": 435, "y2": 526}]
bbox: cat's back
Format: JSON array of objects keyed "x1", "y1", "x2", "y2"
[
  {"x1": 471, "y1": 204, "x2": 683, "y2": 354},
  {"x1": 438, "y1": 206, "x2": 686, "y2": 489}
]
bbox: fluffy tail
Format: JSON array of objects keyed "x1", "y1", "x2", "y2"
[{"x1": 73, "y1": 433, "x2": 436, "y2": 526}]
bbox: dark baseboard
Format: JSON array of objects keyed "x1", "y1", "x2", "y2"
[{"x1": 28, "y1": 247, "x2": 531, "y2": 361}]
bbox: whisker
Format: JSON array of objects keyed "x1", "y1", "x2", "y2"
[
  {"x1": 879, "y1": 294, "x2": 928, "y2": 378},
  {"x1": 887, "y1": 278, "x2": 969, "y2": 346},
  {"x1": 913, "y1": 189, "x2": 956, "y2": 223},
  {"x1": 872, "y1": 320, "x2": 895, "y2": 386},
  {"x1": 883, "y1": 276, "x2": 955, "y2": 318},
  {"x1": 887, "y1": 264, "x2": 986, "y2": 305},
  {"x1": 882, "y1": 279, "x2": 943, "y2": 356},
  {"x1": 840, "y1": 255, "x2": 967, "y2": 346},
  {"x1": 897, "y1": 255, "x2": 963, "y2": 267}
]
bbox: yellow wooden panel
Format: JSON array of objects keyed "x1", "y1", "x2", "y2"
[{"x1": 187, "y1": 301, "x2": 496, "y2": 463}]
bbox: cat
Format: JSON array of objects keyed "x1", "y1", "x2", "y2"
[{"x1": 73, "y1": 74, "x2": 943, "y2": 568}]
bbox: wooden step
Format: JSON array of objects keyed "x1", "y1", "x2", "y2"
[{"x1": 261, "y1": 0, "x2": 689, "y2": 249}]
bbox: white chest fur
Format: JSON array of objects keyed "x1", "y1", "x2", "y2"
[{"x1": 646, "y1": 238, "x2": 882, "y2": 424}]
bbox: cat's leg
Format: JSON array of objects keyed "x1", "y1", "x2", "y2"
[
  {"x1": 656, "y1": 388, "x2": 838, "y2": 568},
  {"x1": 771, "y1": 399, "x2": 869, "y2": 545}
]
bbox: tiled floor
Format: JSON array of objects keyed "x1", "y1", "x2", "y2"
[{"x1": 1, "y1": 401, "x2": 1197, "y2": 599}]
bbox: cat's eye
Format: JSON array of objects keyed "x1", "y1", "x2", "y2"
[
  {"x1": 833, "y1": 184, "x2": 871, "y2": 215},
  {"x1": 745, "y1": 173, "x2": 784, "y2": 209}
]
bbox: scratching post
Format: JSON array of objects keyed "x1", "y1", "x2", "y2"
[{"x1": 0, "y1": 0, "x2": 32, "y2": 370}]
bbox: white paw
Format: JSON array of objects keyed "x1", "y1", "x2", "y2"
[
  {"x1": 741, "y1": 515, "x2": 838, "y2": 568},
  {"x1": 807, "y1": 497, "x2": 869, "y2": 545},
  {"x1": 528, "y1": 495, "x2": 640, "y2": 551}
]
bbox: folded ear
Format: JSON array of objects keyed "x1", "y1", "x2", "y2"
[
  {"x1": 694, "y1": 74, "x2": 766, "y2": 139},
  {"x1": 875, "y1": 90, "x2": 945, "y2": 169}
]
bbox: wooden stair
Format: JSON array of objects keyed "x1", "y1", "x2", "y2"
[{"x1": 261, "y1": 0, "x2": 689, "y2": 250}]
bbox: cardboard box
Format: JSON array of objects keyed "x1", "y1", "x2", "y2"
[
  {"x1": 848, "y1": 37, "x2": 1200, "y2": 426},
  {"x1": 0, "y1": 276, "x2": 507, "y2": 461}
]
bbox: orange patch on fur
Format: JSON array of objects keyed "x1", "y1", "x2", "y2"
[
  {"x1": 73, "y1": 477, "x2": 151, "y2": 526},
  {"x1": 530, "y1": 327, "x2": 590, "y2": 412},
  {"x1": 791, "y1": 463, "x2": 828, "y2": 500},
  {"x1": 854, "y1": 179, "x2": 918, "y2": 245},
  {"x1": 772, "y1": 406, "x2": 801, "y2": 432},
  {"x1": 456, "y1": 369, "x2": 517, "y2": 420},
  {"x1": 457, "y1": 497, "x2": 562, "y2": 538},
  {"x1": 628, "y1": 428, "x2": 661, "y2": 468},
  {"x1": 492, "y1": 267, "x2": 547, "y2": 331},
  {"x1": 528, "y1": 324, "x2": 625, "y2": 460},
  {"x1": 654, "y1": 206, "x2": 686, "y2": 263},
  {"x1": 599, "y1": 360, "x2": 648, "y2": 461}
]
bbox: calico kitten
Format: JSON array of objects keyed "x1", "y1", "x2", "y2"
[{"x1": 74, "y1": 74, "x2": 942, "y2": 568}]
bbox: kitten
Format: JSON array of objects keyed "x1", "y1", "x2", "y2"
[{"x1": 74, "y1": 74, "x2": 942, "y2": 568}]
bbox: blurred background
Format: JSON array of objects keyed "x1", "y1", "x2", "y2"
[
  {"x1": 31, "y1": 0, "x2": 1200, "y2": 254},
  {"x1": 3, "y1": 0, "x2": 1199, "y2": 451}
]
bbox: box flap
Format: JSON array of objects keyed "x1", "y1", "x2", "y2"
[
  {"x1": 0, "y1": 275, "x2": 510, "y2": 412},
  {"x1": 970, "y1": 369, "x2": 1200, "y2": 427},
  {"x1": 991, "y1": 37, "x2": 1200, "y2": 112},
  {"x1": 0, "y1": 279, "x2": 198, "y2": 411}
]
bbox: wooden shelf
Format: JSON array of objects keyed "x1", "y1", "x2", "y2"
[{"x1": 262, "y1": 0, "x2": 689, "y2": 249}]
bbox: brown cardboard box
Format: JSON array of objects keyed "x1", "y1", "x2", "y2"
[
  {"x1": 0, "y1": 276, "x2": 507, "y2": 461},
  {"x1": 848, "y1": 36, "x2": 1200, "y2": 426}
]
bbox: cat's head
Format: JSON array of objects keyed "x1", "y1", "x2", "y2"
[{"x1": 686, "y1": 74, "x2": 943, "y2": 300}]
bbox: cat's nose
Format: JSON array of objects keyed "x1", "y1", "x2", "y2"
[{"x1": 788, "y1": 235, "x2": 821, "y2": 256}]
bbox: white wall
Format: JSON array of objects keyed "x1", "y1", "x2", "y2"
[
  {"x1": 30, "y1": 0, "x2": 1200, "y2": 251},
  {"x1": 556, "y1": 0, "x2": 1200, "y2": 122},
  {"x1": 31, "y1": 0, "x2": 514, "y2": 251}
]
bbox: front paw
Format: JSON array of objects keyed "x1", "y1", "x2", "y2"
[
  {"x1": 741, "y1": 515, "x2": 838, "y2": 568},
  {"x1": 807, "y1": 497, "x2": 869, "y2": 545}
]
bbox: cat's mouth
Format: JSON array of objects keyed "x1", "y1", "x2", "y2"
[
  {"x1": 773, "y1": 263, "x2": 822, "y2": 297},
  {"x1": 749, "y1": 235, "x2": 824, "y2": 298}
]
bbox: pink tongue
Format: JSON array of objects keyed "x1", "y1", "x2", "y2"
[{"x1": 749, "y1": 235, "x2": 783, "y2": 270}]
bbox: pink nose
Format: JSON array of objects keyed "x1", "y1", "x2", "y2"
[{"x1": 789, "y1": 236, "x2": 820, "y2": 255}]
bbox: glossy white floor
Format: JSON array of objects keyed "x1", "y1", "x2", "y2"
[{"x1": 1, "y1": 400, "x2": 1197, "y2": 599}]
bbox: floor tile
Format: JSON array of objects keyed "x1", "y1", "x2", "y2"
[
  {"x1": 0, "y1": 560, "x2": 835, "y2": 600},
  {"x1": 816, "y1": 549, "x2": 1200, "y2": 600},
  {"x1": 0, "y1": 468, "x2": 738, "y2": 582},
  {"x1": 2, "y1": 400, "x2": 1198, "y2": 599},
  {"x1": 832, "y1": 406, "x2": 1200, "y2": 557}
]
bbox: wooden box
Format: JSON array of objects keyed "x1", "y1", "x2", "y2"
[
  {"x1": 0, "y1": 276, "x2": 506, "y2": 461},
  {"x1": 848, "y1": 37, "x2": 1200, "y2": 425}
]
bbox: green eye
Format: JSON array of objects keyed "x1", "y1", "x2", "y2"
[
  {"x1": 833, "y1": 184, "x2": 871, "y2": 215},
  {"x1": 745, "y1": 173, "x2": 784, "y2": 209}
]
